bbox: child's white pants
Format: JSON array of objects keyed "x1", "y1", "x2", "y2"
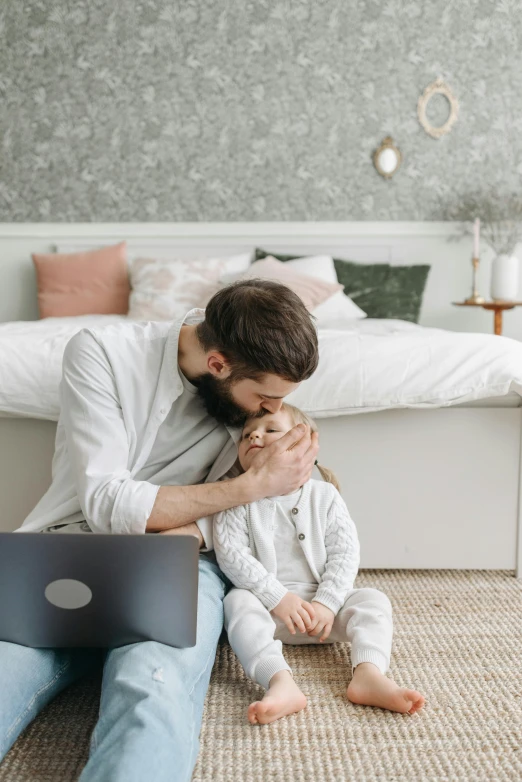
[{"x1": 224, "y1": 584, "x2": 393, "y2": 690}]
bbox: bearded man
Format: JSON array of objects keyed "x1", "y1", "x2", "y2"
[{"x1": 1, "y1": 280, "x2": 319, "y2": 781}]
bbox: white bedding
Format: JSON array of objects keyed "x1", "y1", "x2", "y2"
[{"x1": 0, "y1": 316, "x2": 520, "y2": 421}]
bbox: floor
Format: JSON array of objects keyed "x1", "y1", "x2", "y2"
[{"x1": 1, "y1": 569, "x2": 521, "y2": 782}]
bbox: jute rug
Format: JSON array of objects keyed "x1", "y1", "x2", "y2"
[{"x1": 1, "y1": 570, "x2": 521, "y2": 782}]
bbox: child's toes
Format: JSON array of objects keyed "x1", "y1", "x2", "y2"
[
  {"x1": 247, "y1": 702, "x2": 262, "y2": 724},
  {"x1": 406, "y1": 691, "x2": 425, "y2": 713},
  {"x1": 248, "y1": 699, "x2": 274, "y2": 724}
]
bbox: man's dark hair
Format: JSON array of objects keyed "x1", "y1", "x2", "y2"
[{"x1": 196, "y1": 279, "x2": 319, "y2": 382}]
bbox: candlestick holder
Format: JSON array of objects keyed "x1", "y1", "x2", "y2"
[{"x1": 464, "y1": 256, "x2": 485, "y2": 304}]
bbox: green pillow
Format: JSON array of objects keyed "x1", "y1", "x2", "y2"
[{"x1": 254, "y1": 248, "x2": 430, "y2": 323}]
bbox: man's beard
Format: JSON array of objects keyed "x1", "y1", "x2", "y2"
[{"x1": 194, "y1": 373, "x2": 264, "y2": 428}]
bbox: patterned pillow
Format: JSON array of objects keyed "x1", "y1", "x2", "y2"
[
  {"x1": 128, "y1": 253, "x2": 251, "y2": 320},
  {"x1": 254, "y1": 248, "x2": 430, "y2": 323}
]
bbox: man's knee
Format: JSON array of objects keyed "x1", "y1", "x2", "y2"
[{"x1": 198, "y1": 560, "x2": 227, "y2": 606}]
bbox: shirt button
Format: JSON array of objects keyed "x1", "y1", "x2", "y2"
[
  {"x1": 291, "y1": 507, "x2": 299, "y2": 515},
  {"x1": 298, "y1": 533, "x2": 305, "y2": 541}
]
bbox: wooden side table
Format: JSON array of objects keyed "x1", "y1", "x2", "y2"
[{"x1": 453, "y1": 301, "x2": 522, "y2": 336}]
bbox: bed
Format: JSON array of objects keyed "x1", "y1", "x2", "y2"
[
  {"x1": 0, "y1": 225, "x2": 521, "y2": 576},
  {"x1": 0, "y1": 312, "x2": 520, "y2": 576}
]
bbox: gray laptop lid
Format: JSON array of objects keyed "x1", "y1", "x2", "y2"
[{"x1": 0, "y1": 533, "x2": 199, "y2": 649}]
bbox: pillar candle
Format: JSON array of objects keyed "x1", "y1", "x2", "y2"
[{"x1": 473, "y1": 218, "x2": 480, "y2": 258}]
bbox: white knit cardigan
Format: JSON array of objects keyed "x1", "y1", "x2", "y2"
[{"x1": 213, "y1": 479, "x2": 360, "y2": 615}]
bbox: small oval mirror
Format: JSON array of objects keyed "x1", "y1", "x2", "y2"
[
  {"x1": 373, "y1": 137, "x2": 402, "y2": 179},
  {"x1": 378, "y1": 147, "x2": 398, "y2": 175}
]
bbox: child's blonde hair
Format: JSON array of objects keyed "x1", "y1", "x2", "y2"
[{"x1": 279, "y1": 403, "x2": 340, "y2": 492}]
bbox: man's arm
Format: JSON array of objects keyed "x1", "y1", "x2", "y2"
[
  {"x1": 61, "y1": 331, "x2": 161, "y2": 535},
  {"x1": 146, "y1": 425, "x2": 319, "y2": 533},
  {"x1": 159, "y1": 522, "x2": 204, "y2": 546},
  {"x1": 61, "y1": 330, "x2": 318, "y2": 538},
  {"x1": 147, "y1": 473, "x2": 261, "y2": 532}
]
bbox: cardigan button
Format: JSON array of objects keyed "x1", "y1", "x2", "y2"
[
  {"x1": 298, "y1": 533, "x2": 305, "y2": 541},
  {"x1": 291, "y1": 507, "x2": 299, "y2": 515}
]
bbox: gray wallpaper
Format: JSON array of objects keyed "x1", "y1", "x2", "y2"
[{"x1": 1, "y1": 1, "x2": 521, "y2": 222}]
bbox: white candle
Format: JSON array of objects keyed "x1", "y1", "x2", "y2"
[{"x1": 473, "y1": 217, "x2": 480, "y2": 258}]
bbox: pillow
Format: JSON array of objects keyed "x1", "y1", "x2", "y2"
[
  {"x1": 333, "y1": 259, "x2": 431, "y2": 322},
  {"x1": 254, "y1": 248, "x2": 430, "y2": 323},
  {"x1": 32, "y1": 242, "x2": 130, "y2": 318},
  {"x1": 223, "y1": 257, "x2": 342, "y2": 312},
  {"x1": 220, "y1": 255, "x2": 365, "y2": 326},
  {"x1": 311, "y1": 290, "x2": 366, "y2": 327},
  {"x1": 128, "y1": 252, "x2": 251, "y2": 321},
  {"x1": 220, "y1": 254, "x2": 338, "y2": 286},
  {"x1": 276, "y1": 254, "x2": 338, "y2": 284},
  {"x1": 282, "y1": 256, "x2": 366, "y2": 322}
]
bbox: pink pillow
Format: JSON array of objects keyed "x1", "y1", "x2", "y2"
[
  {"x1": 32, "y1": 242, "x2": 130, "y2": 318},
  {"x1": 231, "y1": 257, "x2": 343, "y2": 311}
]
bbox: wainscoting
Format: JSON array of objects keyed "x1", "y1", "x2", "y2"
[{"x1": 0, "y1": 222, "x2": 520, "y2": 340}]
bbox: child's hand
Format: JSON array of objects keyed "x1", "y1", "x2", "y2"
[
  {"x1": 307, "y1": 601, "x2": 335, "y2": 642},
  {"x1": 270, "y1": 592, "x2": 316, "y2": 635}
]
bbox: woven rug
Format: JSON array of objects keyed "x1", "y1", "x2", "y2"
[{"x1": 1, "y1": 570, "x2": 521, "y2": 782}]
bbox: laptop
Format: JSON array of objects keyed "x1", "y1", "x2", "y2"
[{"x1": 0, "y1": 532, "x2": 199, "y2": 648}]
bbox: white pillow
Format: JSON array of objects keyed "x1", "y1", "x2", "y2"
[
  {"x1": 284, "y1": 255, "x2": 339, "y2": 283},
  {"x1": 284, "y1": 256, "x2": 367, "y2": 324},
  {"x1": 220, "y1": 254, "x2": 366, "y2": 326},
  {"x1": 311, "y1": 290, "x2": 366, "y2": 327},
  {"x1": 128, "y1": 252, "x2": 251, "y2": 321}
]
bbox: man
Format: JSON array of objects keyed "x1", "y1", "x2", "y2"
[{"x1": 0, "y1": 280, "x2": 319, "y2": 781}]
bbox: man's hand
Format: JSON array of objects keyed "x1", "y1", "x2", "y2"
[
  {"x1": 270, "y1": 592, "x2": 316, "y2": 635},
  {"x1": 246, "y1": 423, "x2": 319, "y2": 499},
  {"x1": 159, "y1": 522, "x2": 204, "y2": 548},
  {"x1": 307, "y1": 601, "x2": 335, "y2": 642}
]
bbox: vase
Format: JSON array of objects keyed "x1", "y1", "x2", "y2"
[{"x1": 490, "y1": 254, "x2": 520, "y2": 302}]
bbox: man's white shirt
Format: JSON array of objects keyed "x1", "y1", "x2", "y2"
[{"x1": 16, "y1": 309, "x2": 240, "y2": 551}]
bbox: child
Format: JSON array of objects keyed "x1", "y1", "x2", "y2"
[{"x1": 214, "y1": 403, "x2": 425, "y2": 725}]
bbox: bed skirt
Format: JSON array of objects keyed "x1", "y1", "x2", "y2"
[{"x1": 1, "y1": 409, "x2": 521, "y2": 575}]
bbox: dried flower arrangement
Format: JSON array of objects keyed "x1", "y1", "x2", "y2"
[{"x1": 448, "y1": 193, "x2": 522, "y2": 257}]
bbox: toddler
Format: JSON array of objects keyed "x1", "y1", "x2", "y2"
[{"x1": 214, "y1": 403, "x2": 425, "y2": 725}]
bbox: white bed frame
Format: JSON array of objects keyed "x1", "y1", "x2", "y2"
[{"x1": 0, "y1": 222, "x2": 521, "y2": 576}]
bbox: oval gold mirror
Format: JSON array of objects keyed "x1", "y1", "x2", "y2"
[
  {"x1": 418, "y1": 78, "x2": 458, "y2": 139},
  {"x1": 373, "y1": 136, "x2": 402, "y2": 179}
]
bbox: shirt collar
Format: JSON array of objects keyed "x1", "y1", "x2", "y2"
[
  {"x1": 164, "y1": 308, "x2": 241, "y2": 444},
  {"x1": 165, "y1": 308, "x2": 205, "y2": 400}
]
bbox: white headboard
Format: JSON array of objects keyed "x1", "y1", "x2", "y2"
[{"x1": 0, "y1": 221, "x2": 519, "y2": 340}]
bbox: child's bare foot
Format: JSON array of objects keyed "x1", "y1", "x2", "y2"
[
  {"x1": 347, "y1": 662, "x2": 425, "y2": 714},
  {"x1": 248, "y1": 671, "x2": 307, "y2": 725}
]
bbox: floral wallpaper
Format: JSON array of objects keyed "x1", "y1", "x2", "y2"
[{"x1": 1, "y1": 0, "x2": 521, "y2": 222}]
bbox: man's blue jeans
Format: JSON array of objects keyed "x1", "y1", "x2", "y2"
[{"x1": 0, "y1": 558, "x2": 226, "y2": 782}]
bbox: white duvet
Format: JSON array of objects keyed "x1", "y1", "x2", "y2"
[{"x1": 0, "y1": 315, "x2": 520, "y2": 421}]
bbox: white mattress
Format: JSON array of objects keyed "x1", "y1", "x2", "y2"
[
  {"x1": 0, "y1": 315, "x2": 520, "y2": 421},
  {"x1": 288, "y1": 318, "x2": 522, "y2": 416},
  {"x1": 454, "y1": 392, "x2": 520, "y2": 408}
]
